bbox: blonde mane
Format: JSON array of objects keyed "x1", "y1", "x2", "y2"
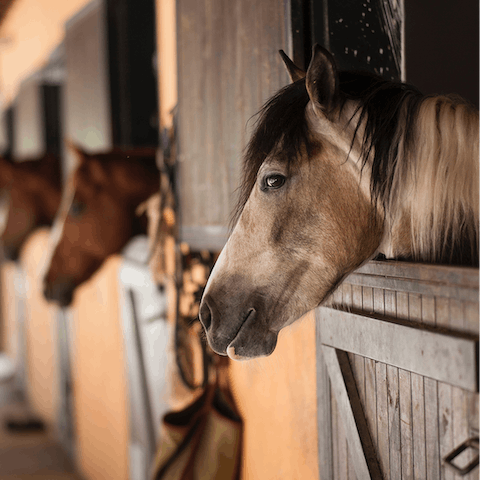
[{"x1": 384, "y1": 95, "x2": 479, "y2": 263}]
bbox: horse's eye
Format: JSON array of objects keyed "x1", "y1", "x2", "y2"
[
  {"x1": 69, "y1": 201, "x2": 86, "y2": 218},
  {"x1": 264, "y1": 174, "x2": 286, "y2": 190}
]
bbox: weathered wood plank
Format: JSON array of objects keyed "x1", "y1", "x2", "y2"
[
  {"x1": 411, "y1": 373, "x2": 426, "y2": 480},
  {"x1": 363, "y1": 286, "x2": 374, "y2": 314},
  {"x1": 332, "y1": 386, "x2": 341, "y2": 479},
  {"x1": 436, "y1": 296, "x2": 455, "y2": 480},
  {"x1": 408, "y1": 293, "x2": 422, "y2": 321},
  {"x1": 373, "y1": 288, "x2": 389, "y2": 477},
  {"x1": 451, "y1": 384, "x2": 470, "y2": 480},
  {"x1": 422, "y1": 294, "x2": 441, "y2": 479},
  {"x1": 449, "y1": 299, "x2": 472, "y2": 480},
  {"x1": 387, "y1": 365, "x2": 402, "y2": 480},
  {"x1": 331, "y1": 263, "x2": 478, "y2": 480},
  {"x1": 362, "y1": 285, "x2": 378, "y2": 471},
  {"x1": 318, "y1": 308, "x2": 478, "y2": 392},
  {"x1": 438, "y1": 381, "x2": 454, "y2": 480},
  {"x1": 396, "y1": 291, "x2": 412, "y2": 479},
  {"x1": 322, "y1": 346, "x2": 382, "y2": 480},
  {"x1": 464, "y1": 297, "x2": 479, "y2": 476},
  {"x1": 364, "y1": 356, "x2": 378, "y2": 463},
  {"x1": 355, "y1": 261, "x2": 478, "y2": 290},
  {"x1": 337, "y1": 395, "x2": 349, "y2": 480},
  {"x1": 376, "y1": 361, "x2": 390, "y2": 477},
  {"x1": 352, "y1": 285, "x2": 366, "y2": 408},
  {"x1": 424, "y1": 377, "x2": 440, "y2": 479},
  {"x1": 396, "y1": 291, "x2": 409, "y2": 321},
  {"x1": 421, "y1": 295, "x2": 436, "y2": 326},
  {"x1": 410, "y1": 292, "x2": 426, "y2": 480},
  {"x1": 384, "y1": 290, "x2": 400, "y2": 479},
  {"x1": 399, "y1": 368, "x2": 414, "y2": 480},
  {"x1": 177, "y1": 0, "x2": 288, "y2": 243},
  {"x1": 343, "y1": 283, "x2": 353, "y2": 310},
  {"x1": 345, "y1": 274, "x2": 477, "y2": 302}
]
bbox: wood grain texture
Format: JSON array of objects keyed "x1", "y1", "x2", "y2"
[
  {"x1": 176, "y1": 0, "x2": 289, "y2": 243},
  {"x1": 321, "y1": 262, "x2": 478, "y2": 480}
]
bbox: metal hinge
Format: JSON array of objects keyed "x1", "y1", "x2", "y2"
[{"x1": 443, "y1": 437, "x2": 479, "y2": 476}]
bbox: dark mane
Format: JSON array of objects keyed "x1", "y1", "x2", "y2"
[
  {"x1": 233, "y1": 70, "x2": 425, "y2": 227},
  {"x1": 232, "y1": 79, "x2": 311, "y2": 227}
]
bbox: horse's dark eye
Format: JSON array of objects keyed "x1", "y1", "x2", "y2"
[
  {"x1": 69, "y1": 201, "x2": 86, "y2": 218},
  {"x1": 264, "y1": 174, "x2": 286, "y2": 190}
]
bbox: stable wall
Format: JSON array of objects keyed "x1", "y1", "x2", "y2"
[
  {"x1": 229, "y1": 312, "x2": 319, "y2": 480},
  {"x1": 70, "y1": 255, "x2": 130, "y2": 480},
  {"x1": 0, "y1": 261, "x2": 19, "y2": 362},
  {"x1": 0, "y1": 0, "x2": 90, "y2": 107},
  {"x1": 20, "y1": 228, "x2": 59, "y2": 427}
]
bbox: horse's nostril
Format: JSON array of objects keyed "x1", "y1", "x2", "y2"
[
  {"x1": 43, "y1": 283, "x2": 52, "y2": 301},
  {"x1": 3, "y1": 246, "x2": 19, "y2": 262},
  {"x1": 199, "y1": 300, "x2": 212, "y2": 331},
  {"x1": 43, "y1": 280, "x2": 74, "y2": 307}
]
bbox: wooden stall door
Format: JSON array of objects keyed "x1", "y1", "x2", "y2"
[{"x1": 316, "y1": 261, "x2": 479, "y2": 480}]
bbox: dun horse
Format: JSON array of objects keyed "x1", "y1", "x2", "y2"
[
  {"x1": 200, "y1": 45, "x2": 479, "y2": 359},
  {"x1": 43, "y1": 147, "x2": 159, "y2": 306},
  {"x1": 0, "y1": 154, "x2": 61, "y2": 260}
]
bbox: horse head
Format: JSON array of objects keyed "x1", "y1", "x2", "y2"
[
  {"x1": 0, "y1": 154, "x2": 61, "y2": 261},
  {"x1": 200, "y1": 45, "x2": 478, "y2": 360},
  {"x1": 200, "y1": 46, "x2": 383, "y2": 359},
  {"x1": 43, "y1": 146, "x2": 159, "y2": 306}
]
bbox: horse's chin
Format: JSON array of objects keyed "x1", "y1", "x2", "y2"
[{"x1": 224, "y1": 328, "x2": 278, "y2": 360}]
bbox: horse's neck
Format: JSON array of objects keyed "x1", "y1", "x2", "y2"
[{"x1": 379, "y1": 96, "x2": 479, "y2": 264}]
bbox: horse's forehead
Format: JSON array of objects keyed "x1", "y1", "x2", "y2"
[{"x1": 258, "y1": 155, "x2": 290, "y2": 173}]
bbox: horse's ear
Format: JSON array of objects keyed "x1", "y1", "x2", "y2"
[
  {"x1": 279, "y1": 50, "x2": 305, "y2": 82},
  {"x1": 305, "y1": 44, "x2": 338, "y2": 117}
]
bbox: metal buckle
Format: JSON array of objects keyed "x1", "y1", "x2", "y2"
[{"x1": 443, "y1": 437, "x2": 479, "y2": 476}]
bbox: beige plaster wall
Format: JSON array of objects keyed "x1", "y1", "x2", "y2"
[
  {"x1": 0, "y1": 0, "x2": 90, "y2": 106},
  {"x1": 70, "y1": 255, "x2": 129, "y2": 480}
]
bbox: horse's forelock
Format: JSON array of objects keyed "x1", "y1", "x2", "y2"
[{"x1": 231, "y1": 79, "x2": 312, "y2": 229}]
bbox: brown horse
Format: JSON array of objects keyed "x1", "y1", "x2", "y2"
[
  {"x1": 43, "y1": 147, "x2": 159, "y2": 306},
  {"x1": 199, "y1": 45, "x2": 479, "y2": 359},
  {"x1": 0, "y1": 154, "x2": 62, "y2": 261}
]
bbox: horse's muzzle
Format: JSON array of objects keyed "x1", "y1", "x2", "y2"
[
  {"x1": 199, "y1": 291, "x2": 278, "y2": 359},
  {"x1": 3, "y1": 245, "x2": 20, "y2": 262},
  {"x1": 43, "y1": 279, "x2": 75, "y2": 307}
]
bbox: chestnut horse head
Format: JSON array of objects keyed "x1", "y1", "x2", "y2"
[
  {"x1": 0, "y1": 154, "x2": 61, "y2": 261},
  {"x1": 199, "y1": 45, "x2": 478, "y2": 360},
  {"x1": 43, "y1": 146, "x2": 159, "y2": 306}
]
